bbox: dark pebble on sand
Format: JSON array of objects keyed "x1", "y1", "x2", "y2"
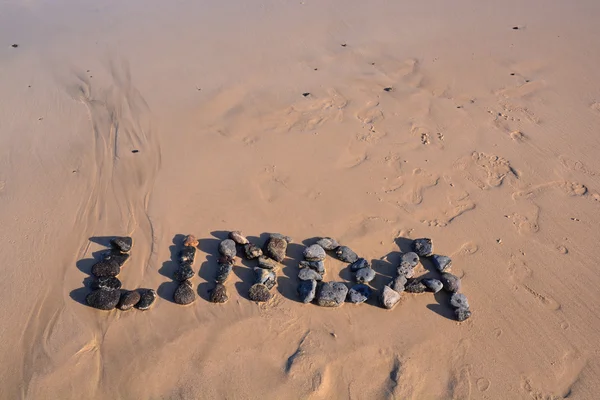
[
  {"x1": 300, "y1": 260, "x2": 325, "y2": 274},
  {"x1": 349, "y1": 258, "x2": 369, "y2": 272},
  {"x1": 110, "y1": 236, "x2": 132, "y2": 253},
  {"x1": 257, "y1": 255, "x2": 280, "y2": 270},
  {"x1": 431, "y1": 254, "x2": 452, "y2": 272},
  {"x1": 178, "y1": 246, "x2": 196, "y2": 264},
  {"x1": 440, "y1": 272, "x2": 461, "y2": 293},
  {"x1": 422, "y1": 278, "x2": 443, "y2": 293},
  {"x1": 380, "y1": 285, "x2": 401, "y2": 309},
  {"x1": 244, "y1": 243, "x2": 263, "y2": 259},
  {"x1": 254, "y1": 267, "x2": 277, "y2": 289},
  {"x1": 173, "y1": 263, "x2": 195, "y2": 282},
  {"x1": 266, "y1": 237, "x2": 287, "y2": 262},
  {"x1": 131, "y1": 150, "x2": 139, "y2": 153},
  {"x1": 173, "y1": 280, "x2": 196, "y2": 305},
  {"x1": 302, "y1": 92, "x2": 310, "y2": 97},
  {"x1": 450, "y1": 293, "x2": 469, "y2": 309},
  {"x1": 117, "y1": 290, "x2": 141, "y2": 311},
  {"x1": 317, "y1": 282, "x2": 348, "y2": 307},
  {"x1": 355, "y1": 267, "x2": 376, "y2": 284},
  {"x1": 400, "y1": 252, "x2": 420, "y2": 268},
  {"x1": 219, "y1": 239, "x2": 237, "y2": 258},
  {"x1": 347, "y1": 284, "x2": 371, "y2": 304},
  {"x1": 298, "y1": 267, "x2": 323, "y2": 281},
  {"x1": 86, "y1": 289, "x2": 120, "y2": 310},
  {"x1": 91, "y1": 276, "x2": 122, "y2": 291},
  {"x1": 102, "y1": 250, "x2": 130, "y2": 267},
  {"x1": 270, "y1": 233, "x2": 292, "y2": 243},
  {"x1": 215, "y1": 263, "x2": 233, "y2": 284},
  {"x1": 388, "y1": 275, "x2": 407, "y2": 293},
  {"x1": 11, "y1": 44, "x2": 18, "y2": 48},
  {"x1": 456, "y1": 307, "x2": 472, "y2": 322},
  {"x1": 229, "y1": 231, "x2": 249, "y2": 245},
  {"x1": 405, "y1": 279, "x2": 427, "y2": 294},
  {"x1": 135, "y1": 289, "x2": 157, "y2": 310},
  {"x1": 91, "y1": 260, "x2": 120, "y2": 278},
  {"x1": 249, "y1": 283, "x2": 272, "y2": 302},
  {"x1": 316, "y1": 237, "x2": 339, "y2": 251},
  {"x1": 297, "y1": 279, "x2": 317, "y2": 303},
  {"x1": 303, "y1": 244, "x2": 326, "y2": 261},
  {"x1": 210, "y1": 284, "x2": 229, "y2": 303},
  {"x1": 335, "y1": 246, "x2": 358, "y2": 263},
  {"x1": 383, "y1": 87, "x2": 393, "y2": 92},
  {"x1": 412, "y1": 238, "x2": 433, "y2": 257}
]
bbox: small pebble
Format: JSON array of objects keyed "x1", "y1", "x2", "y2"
[
  {"x1": 380, "y1": 286, "x2": 401, "y2": 309},
  {"x1": 456, "y1": 307, "x2": 472, "y2": 322},
  {"x1": 257, "y1": 255, "x2": 280, "y2": 270},
  {"x1": 219, "y1": 239, "x2": 237, "y2": 258},
  {"x1": 135, "y1": 289, "x2": 157, "y2": 310},
  {"x1": 299, "y1": 260, "x2": 325, "y2": 274},
  {"x1": 349, "y1": 258, "x2": 369, "y2": 272},
  {"x1": 229, "y1": 231, "x2": 249, "y2": 245},
  {"x1": 397, "y1": 263, "x2": 415, "y2": 279},
  {"x1": 405, "y1": 279, "x2": 427, "y2": 293},
  {"x1": 355, "y1": 267, "x2": 376, "y2": 284},
  {"x1": 335, "y1": 246, "x2": 359, "y2": 263},
  {"x1": 316, "y1": 237, "x2": 339, "y2": 251},
  {"x1": 450, "y1": 293, "x2": 469, "y2": 309},
  {"x1": 178, "y1": 246, "x2": 196, "y2": 264},
  {"x1": 173, "y1": 280, "x2": 196, "y2": 305},
  {"x1": 399, "y1": 252, "x2": 420, "y2": 268},
  {"x1": 347, "y1": 284, "x2": 371, "y2": 304},
  {"x1": 266, "y1": 237, "x2": 287, "y2": 262},
  {"x1": 173, "y1": 263, "x2": 195, "y2": 282},
  {"x1": 388, "y1": 275, "x2": 407, "y2": 293},
  {"x1": 102, "y1": 250, "x2": 130, "y2": 266},
  {"x1": 210, "y1": 284, "x2": 229, "y2": 303},
  {"x1": 440, "y1": 272, "x2": 461, "y2": 293},
  {"x1": 215, "y1": 263, "x2": 233, "y2": 284},
  {"x1": 110, "y1": 236, "x2": 133, "y2": 253},
  {"x1": 298, "y1": 267, "x2": 323, "y2": 281},
  {"x1": 91, "y1": 260, "x2": 120, "y2": 278},
  {"x1": 432, "y1": 254, "x2": 452, "y2": 272},
  {"x1": 244, "y1": 243, "x2": 263, "y2": 259},
  {"x1": 297, "y1": 280, "x2": 317, "y2": 303},
  {"x1": 270, "y1": 233, "x2": 292, "y2": 243},
  {"x1": 183, "y1": 234, "x2": 199, "y2": 247},
  {"x1": 254, "y1": 267, "x2": 277, "y2": 289},
  {"x1": 91, "y1": 276, "x2": 122, "y2": 291},
  {"x1": 316, "y1": 282, "x2": 348, "y2": 307},
  {"x1": 303, "y1": 244, "x2": 326, "y2": 261},
  {"x1": 422, "y1": 278, "x2": 443, "y2": 293},
  {"x1": 249, "y1": 283, "x2": 272, "y2": 302},
  {"x1": 117, "y1": 290, "x2": 141, "y2": 311},
  {"x1": 86, "y1": 289, "x2": 120, "y2": 310},
  {"x1": 412, "y1": 238, "x2": 433, "y2": 257}
]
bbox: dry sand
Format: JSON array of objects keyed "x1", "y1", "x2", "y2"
[{"x1": 1, "y1": 0, "x2": 600, "y2": 398}]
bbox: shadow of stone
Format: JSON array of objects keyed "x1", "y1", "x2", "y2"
[
  {"x1": 278, "y1": 242, "x2": 305, "y2": 302},
  {"x1": 233, "y1": 264, "x2": 254, "y2": 300},
  {"x1": 394, "y1": 237, "x2": 414, "y2": 253},
  {"x1": 88, "y1": 236, "x2": 116, "y2": 247},
  {"x1": 76, "y1": 258, "x2": 96, "y2": 275},
  {"x1": 210, "y1": 230, "x2": 230, "y2": 241},
  {"x1": 157, "y1": 281, "x2": 178, "y2": 304},
  {"x1": 157, "y1": 234, "x2": 189, "y2": 303},
  {"x1": 197, "y1": 282, "x2": 213, "y2": 301},
  {"x1": 69, "y1": 287, "x2": 89, "y2": 306}
]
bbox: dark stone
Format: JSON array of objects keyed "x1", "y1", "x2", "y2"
[
  {"x1": 178, "y1": 246, "x2": 196, "y2": 264},
  {"x1": 303, "y1": 244, "x2": 326, "y2": 261},
  {"x1": 298, "y1": 267, "x2": 322, "y2": 281},
  {"x1": 135, "y1": 289, "x2": 157, "y2": 310},
  {"x1": 412, "y1": 238, "x2": 433, "y2": 257},
  {"x1": 266, "y1": 237, "x2": 287, "y2": 262},
  {"x1": 257, "y1": 256, "x2": 280, "y2": 270},
  {"x1": 383, "y1": 87, "x2": 393, "y2": 92},
  {"x1": 316, "y1": 282, "x2": 348, "y2": 307},
  {"x1": 173, "y1": 263, "x2": 195, "y2": 282},
  {"x1": 219, "y1": 239, "x2": 237, "y2": 258},
  {"x1": 335, "y1": 246, "x2": 358, "y2": 263},
  {"x1": 91, "y1": 276, "x2": 122, "y2": 291},
  {"x1": 432, "y1": 255, "x2": 452, "y2": 272},
  {"x1": 183, "y1": 234, "x2": 199, "y2": 247},
  {"x1": 380, "y1": 286, "x2": 401, "y2": 309},
  {"x1": 91, "y1": 260, "x2": 120, "y2": 278},
  {"x1": 297, "y1": 280, "x2": 317, "y2": 303},
  {"x1": 218, "y1": 255, "x2": 235, "y2": 266},
  {"x1": 215, "y1": 263, "x2": 233, "y2": 284},
  {"x1": 110, "y1": 236, "x2": 132, "y2": 253},
  {"x1": 397, "y1": 263, "x2": 415, "y2": 279},
  {"x1": 405, "y1": 279, "x2": 427, "y2": 293},
  {"x1": 86, "y1": 289, "x2": 120, "y2": 310},
  {"x1": 450, "y1": 293, "x2": 469, "y2": 309},
  {"x1": 117, "y1": 290, "x2": 141, "y2": 311},
  {"x1": 299, "y1": 260, "x2": 325, "y2": 274},
  {"x1": 347, "y1": 284, "x2": 371, "y2": 304},
  {"x1": 249, "y1": 283, "x2": 272, "y2": 302},
  {"x1": 388, "y1": 275, "x2": 407, "y2": 293},
  {"x1": 210, "y1": 284, "x2": 229, "y2": 303},
  {"x1": 422, "y1": 278, "x2": 443, "y2": 293},
  {"x1": 399, "y1": 252, "x2": 420, "y2": 268},
  {"x1": 355, "y1": 267, "x2": 376, "y2": 284},
  {"x1": 349, "y1": 258, "x2": 369, "y2": 272},
  {"x1": 254, "y1": 268, "x2": 277, "y2": 289},
  {"x1": 316, "y1": 237, "x2": 339, "y2": 251},
  {"x1": 229, "y1": 231, "x2": 249, "y2": 245},
  {"x1": 270, "y1": 233, "x2": 292, "y2": 243},
  {"x1": 440, "y1": 273, "x2": 461, "y2": 293},
  {"x1": 244, "y1": 243, "x2": 263, "y2": 259},
  {"x1": 102, "y1": 250, "x2": 130, "y2": 266},
  {"x1": 173, "y1": 280, "x2": 196, "y2": 305},
  {"x1": 456, "y1": 307, "x2": 472, "y2": 322}
]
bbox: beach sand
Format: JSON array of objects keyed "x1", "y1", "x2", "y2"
[{"x1": 1, "y1": 0, "x2": 600, "y2": 398}]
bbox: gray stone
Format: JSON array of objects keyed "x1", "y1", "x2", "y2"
[
  {"x1": 440, "y1": 273, "x2": 461, "y2": 293},
  {"x1": 173, "y1": 263, "x2": 195, "y2": 282},
  {"x1": 218, "y1": 255, "x2": 235, "y2": 266},
  {"x1": 229, "y1": 231, "x2": 249, "y2": 245},
  {"x1": 456, "y1": 307, "x2": 472, "y2": 322},
  {"x1": 335, "y1": 246, "x2": 359, "y2": 263},
  {"x1": 347, "y1": 284, "x2": 371, "y2": 304},
  {"x1": 316, "y1": 282, "x2": 348, "y2": 307},
  {"x1": 266, "y1": 237, "x2": 287, "y2": 262},
  {"x1": 219, "y1": 239, "x2": 237, "y2": 258},
  {"x1": 270, "y1": 233, "x2": 293, "y2": 243},
  {"x1": 355, "y1": 267, "x2": 376, "y2": 284},
  {"x1": 303, "y1": 244, "x2": 326, "y2": 261},
  {"x1": 135, "y1": 289, "x2": 157, "y2": 310},
  {"x1": 178, "y1": 246, "x2": 196, "y2": 264},
  {"x1": 297, "y1": 280, "x2": 317, "y2": 303},
  {"x1": 299, "y1": 260, "x2": 325, "y2": 274},
  {"x1": 173, "y1": 280, "x2": 196, "y2": 305},
  {"x1": 450, "y1": 293, "x2": 469, "y2": 309},
  {"x1": 210, "y1": 284, "x2": 229, "y2": 303},
  {"x1": 249, "y1": 283, "x2": 272, "y2": 302},
  {"x1": 422, "y1": 278, "x2": 443, "y2": 293},
  {"x1": 244, "y1": 243, "x2": 263, "y2": 259},
  {"x1": 298, "y1": 267, "x2": 323, "y2": 281},
  {"x1": 405, "y1": 279, "x2": 427, "y2": 293},
  {"x1": 254, "y1": 268, "x2": 276, "y2": 289},
  {"x1": 397, "y1": 263, "x2": 415, "y2": 279},
  {"x1": 400, "y1": 252, "x2": 420, "y2": 268},
  {"x1": 380, "y1": 286, "x2": 401, "y2": 309},
  {"x1": 316, "y1": 237, "x2": 339, "y2": 251},
  {"x1": 349, "y1": 258, "x2": 369, "y2": 272},
  {"x1": 86, "y1": 289, "x2": 120, "y2": 310},
  {"x1": 91, "y1": 276, "x2": 122, "y2": 291},
  {"x1": 412, "y1": 238, "x2": 433, "y2": 257},
  {"x1": 432, "y1": 254, "x2": 452, "y2": 272},
  {"x1": 388, "y1": 275, "x2": 407, "y2": 293},
  {"x1": 117, "y1": 290, "x2": 140, "y2": 311},
  {"x1": 110, "y1": 236, "x2": 132, "y2": 253},
  {"x1": 91, "y1": 260, "x2": 120, "y2": 278},
  {"x1": 257, "y1": 256, "x2": 280, "y2": 270},
  {"x1": 102, "y1": 250, "x2": 130, "y2": 266},
  {"x1": 215, "y1": 263, "x2": 233, "y2": 284}
]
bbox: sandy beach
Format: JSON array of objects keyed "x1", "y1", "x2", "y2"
[{"x1": 2, "y1": 0, "x2": 600, "y2": 398}]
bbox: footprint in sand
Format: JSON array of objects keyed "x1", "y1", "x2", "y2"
[
  {"x1": 255, "y1": 165, "x2": 290, "y2": 202},
  {"x1": 356, "y1": 100, "x2": 384, "y2": 125},
  {"x1": 276, "y1": 88, "x2": 348, "y2": 132},
  {"x1": 455, "y1": 152, "x2": 517, "y2": 190},
  {"x1": 512, "y1": 181, "x2": 588, "y2": 200},
  {"x1": 508, "y1": 255, "x2": 561, "y2": 310},
  {"x1": 421, "y1": 183, "x2": 476, "y2": 228},
  {"x1": 407, "y1": 168, "x2": 439, "y2": 205},
  {"x1": 496, "y1": 80, "x2": 546, "y2": 99},
  {"x1": 522, "y1": 351, "x2": 586, "y2": 399},
  {"x1": 509, "y1": 204, "x2": 540, "y2": 235},
  {"x1": 590, "y1": 102, "x2": 600, "y2": 114},
  {"x1": 449, "y1": 339, "x2": 473, "y2": 400},
  {"x1": 558, "y1": 155, "x2": 598, "y2": 176}
]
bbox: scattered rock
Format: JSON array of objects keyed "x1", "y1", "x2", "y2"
[
  {"x1": 86, "y1": 289, "x2": 120, "y2": 310},
  {"x1": 397, "y1": 263, "x2": 415, "y2": 279},
  {"x1": 349, "y1": 258, "x2": 369, "y2": 272},
  {"x1": 422, "y1": 278, "x2": 443, "y2": 293},
  {"x1": 388, "y1": 275, "x2": 407, "y2": 293},
  {"x1": 257, "y1": 255, "x2": 280, "y2": 270},
  {"x1": 316, "y1": 282, "x2": 348, "y2": 307},
  {"x1": 432, "y1": 255, "x2": 452, "y2": 272},
  {"x1": 174, "y1": 280, "x2": 196, "y2": 305},
  {"x1": 183, "y1": 234, "x2": 199, "y2": 247},
  {"x1": 110, "y1": 236, "x2": 133, "y2": 253},
  {"x1": 135, "y1": 289, "x2": 157, "y2": 310},
  {"x1": 218, "y1": 255, "x2": 235, "y2": 266},
  {"x1": 297, "y1": 280, "x2": 317, "y2": 303},
  {"x1": 405, "y1": 279, "x2": 427, "y2": 293},
  {"x1": 440, "y1": 273, "x2": 461, "y2": 293},
  {"x1": 355, "y1": 267, "x2": 376, "y2": 284},
  {"x1": 412, "y1": 238, "x2": 433, "y2": 257},
  {"x1": 102, "y1": 250, "x2": 130, "y2": 266},
  {"x1": 229, "y1": 231, "x2": 249, "y2": 245},
  {"x1": 347, "y1": 284, "x2": 371, "y2": 304},
  {"x1": 91, "y1": 260, "x2": 120, "y2": 278},
  {"x1": 210, "y1": 284, "x2": 229, "y2": 303},
  {"x1": 298, "y1": 267, "x2": 323, "y2": 281},
  {"x1": 91, "y1": 276, "x2": 122, "y2": 291},
  {"x1": 450, "y1": 293, "x2": 469, "y2": 309},
  {"x1": 380, "y1": 286, "x2": 401, "y2": 309},
  {"x1": 399, "y1": 252, "x2": 420, "y2": 268},
  {"x1": 270, "y1": 233, "x2": 293, "y2": 243},
  {"x1": 303, "y1": 244, "x2": 326, "y2": 261},
  {"x1": 248, "y1": 283, "x2": 272, "y2": 302},
  {"x1": 219, "y1": 239, "x2": 237, "y2": 258},
  {"x1": 117, "y1": 290, "x2": 141, "y2": 311},
  {"x1": 173, "y1": 263, "x2": 195, "y2": 282},
  {"x1": 215, "y1": 263, "x2": 233, "y2": 284},
  {"x1": 244, "y1": 243, "x2": 263, "y2": 259},
  {"x1": 178, "y1": 246, "x2": 196, "y2": 264},
  {"x1": 300, "y1": 260, "x2": 325, "y2": 274},
  {"x1": 316, "y1": 237, "x2": 339, "y2": 251},
  {"x1": 335, "y1": 246, "x2": 359, "y2": 263},
  {"x1": 456, "y1": 307, "x2": 472, "y2": 322},
  {"x1": 266, "y1": 237, "x2": 287, "y2": 262},
  {"x1": 254, "y1": 267, "x2": 276, "y2": 289}
]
